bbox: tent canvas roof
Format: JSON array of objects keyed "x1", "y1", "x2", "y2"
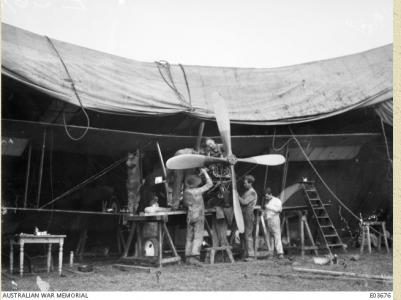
[{"x1": 1, "y1": 23, "x2": 393, "y2": 125}]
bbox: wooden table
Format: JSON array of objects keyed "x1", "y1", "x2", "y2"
[
  {"x1": 120, "y1": 208, "x2": 222, "y2": 267},
  {"x1": 10, "y1": 234, "x2": 66, "y2": 276}
]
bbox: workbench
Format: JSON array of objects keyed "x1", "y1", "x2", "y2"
[
  {"x1": 119, "y1": 208, "x2": 219, "y2": 267},
  {"x1": 10, "y1": 234, "x2": 66, "y2": 276},
  {"x1": 119, "y1": 204, "x2": 317, "y2": 267}
]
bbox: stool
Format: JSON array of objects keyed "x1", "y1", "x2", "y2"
[{"x1": 360, "y1": 221, "x2": 389, "y2": 254}]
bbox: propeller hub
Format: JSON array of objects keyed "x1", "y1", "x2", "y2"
[{"x1": 227, "y1": 154, "x2": 237, "y2": 165}]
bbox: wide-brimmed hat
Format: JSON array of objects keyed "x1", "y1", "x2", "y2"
[{"x1": 185, "y1": 174, "x2": 202, "y2": 188}]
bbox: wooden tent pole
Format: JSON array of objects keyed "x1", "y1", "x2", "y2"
[
  {"x1": 156, "y1": 142, "x2": 167, "y2": 178},
  {"x1": 23, "y1": 144, "x2": 32, "y2": 208},
  {"x1": 293, "y1": 267, "x2": 392, "y2": 281},
  {"x1": 195, "y1": 121, "x2": 205, "y2": 152},
  {"x1": 156, "y1": 142, "x2": 171, "y2": 205},
  {"x1": 36, "y1": 130, "x2": 47, "y2": 208}
]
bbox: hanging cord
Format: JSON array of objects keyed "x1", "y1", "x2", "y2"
[
  {"x1": 380, "y1": 118, "x2": 392, "y2": 166},
  {"x1": 272, "y1": 127, "x2": 294, "y2": 151},
  {"x1": 40, "y1": 156, "x2": 126, "y2": 209},
  {"x1": 45, "y1": 36, "x2": 90, "y2": 141},
  {"x1": 155, "y1": 60, "x2": 193, "y2": 110},
  {"x1": 178, "y1": 64, "x2": 192, "y2": 107},
  {"x1": 288, "y1": 126, "x2": 390, "y2": 240}
]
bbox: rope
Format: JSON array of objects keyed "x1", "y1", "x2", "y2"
[
  {"x1": 338, "y1": 205, "x2": 354, "y2": 239},
  {"x1": 292, "y1": 126, "x2": 391, "y2": 239},
  {"x1": 238, "y1": 164, "x2": 258, "y2": 180},
  {"x1": 289, "y1": 126, "x2": 360, "y2": 220},
  {"x1": 40, "y1": 156, "x2": 126, "y2": 209},
  {"x1": 288, "y1": 126, "x2": 390, "y2": 240},
  {"x1": 45, "y1": 36, "x2": 90, "y2": 141},
  {"x1": 272, "y1": 127, "x2": 294, "y2": 151},
  {"x1": 155, "y1": 60, "x2": 193, "y2": 110},
  {"x1": 179, "y1": 64, "x2": 192, "y2": 107}
]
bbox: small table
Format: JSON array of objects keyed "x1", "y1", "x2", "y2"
[{"x1": 10, "y1": 234, "x2": 66, "y2": 276}]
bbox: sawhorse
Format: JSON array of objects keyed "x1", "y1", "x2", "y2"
[
  {"x1": 360, "y1": 221, "x2": 390, "y2": 254},
  {"x1": 204, "y1": 216, "x2": 234, "y2": 264}
]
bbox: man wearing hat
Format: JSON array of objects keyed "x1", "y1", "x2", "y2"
[{"x1": 183, "y1": 168, "x2": 213, "y2": 265}]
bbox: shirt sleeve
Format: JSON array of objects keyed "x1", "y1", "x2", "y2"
[
  {"x1": 194, "y1": 172, "x2": 213, "y2": 194},
  {"x1": 239, "y1": 190, "x2": 257, "y2": 205},
  {"x1": 266, "y1": 197, "x2": 282, "y2": 213}
]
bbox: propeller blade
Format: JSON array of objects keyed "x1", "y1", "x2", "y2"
[
  {"x1": 231, "y1": 165, "x2": 245, "y2": 233},
  {"x1": 211, "y1": 92, "x2": 232, "y2": 155},
  {"x1": 237, "y1": 154, "x2": 286, "y2": 166},
  {"x1": 166, "y1": 154, "x2": 226, "y2": 170}
]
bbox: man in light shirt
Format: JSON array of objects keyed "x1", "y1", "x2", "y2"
[{"x1": 263, "y1": 187, "x2": 284, "y2": 259}]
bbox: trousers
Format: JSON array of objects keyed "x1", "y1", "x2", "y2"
[
  {"x1": 266, "y1": 214, "x2": 284, "y2": 255},
  {"x1": 240, "y1": 207, "x2": 255, "y2": 257},
  {"x1": 185, "y1": 218, "x2": 204, "y2": 256}
]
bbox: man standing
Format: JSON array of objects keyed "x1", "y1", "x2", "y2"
[
  {"x1": 263, "y1": 187, "x2": 284, "y2": 259},
  {"x1": 238, "y1": 175, "x2": 257, "y2": 260},
  {"x1": 183, "y1": 168, "x2": 213, "y2": 265}
]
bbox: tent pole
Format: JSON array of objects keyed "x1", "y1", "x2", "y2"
[
  {"x1": 36, "y1": 129, "x2": 47, "y2": 208},
  {"x1": 23, "y1": 144, "x2": 32, "y2": 208},
  {"x1": 263, "y1": 166, "x2": 269, "y2": 191},
  {"x1": 156, "y1": 142, "x2": 171, "y2": 205},
  {"x1": 156, "y1": 142, "x2": 167, "y2": 178},
  {"x1": 195, "y1": 121, "x2": 205, "y2": 152}
]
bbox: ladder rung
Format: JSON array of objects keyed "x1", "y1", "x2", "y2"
[
  {"x1": 327, "y1": 243, "x2": 345, "y2": 247},
  {"x1": 312, "y1": 207, "x2": 325, "y2": 210},
  {"x1": 324, "y1": 234, "x2": 339, "y2": 238},
  {"x1": 303, "y1": 246, "x2": 319, "y2": 250},
  {"x1": 320, "y1": 225, "x2": 334, "y2": 228},
  {"x1": 317, "y1": 216, "x2": 329, "y2": 219}
]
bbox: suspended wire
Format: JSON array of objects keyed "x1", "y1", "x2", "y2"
[
  {"x1": 40, "y1": 156, "x2": 126, "y2": 209},
  {"x1": 288, "y1": 126, "x2": 390, "y2": 240},
  {"x1": 338, "y1": 205, "x2": 354, "y2": 239},
  {"x1": 155, "y1": 60, "x2": 193, "y2": 110},
  {"x1": 45, "y1": 36, "x2": 90, "y2": 141},
  {"x1": 272, "y1": 127, "x2": 294, "y2": 151},
  {"x1": 238, "y1": 164, "x2": 258, "y2": 180}
]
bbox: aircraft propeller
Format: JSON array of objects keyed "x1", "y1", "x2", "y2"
[{"x1": 166, "y1": 92, "x2": 286, "y2": 233}]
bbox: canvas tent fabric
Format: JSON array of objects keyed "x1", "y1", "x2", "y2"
[{"x1": 1, "y1": 23, "x2": 393, "y2": 125}]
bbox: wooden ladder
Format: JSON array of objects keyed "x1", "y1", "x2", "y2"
[{"x1": 301, "y1": 181, "x2": 346, "y2": 256}]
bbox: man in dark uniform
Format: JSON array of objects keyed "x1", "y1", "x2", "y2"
[
  {"x1": 238, "y1": 175, "x2": 257, "y2": 260},
  {"x1": 183, "y1": 168, "x2": 213, "y2": 265}
]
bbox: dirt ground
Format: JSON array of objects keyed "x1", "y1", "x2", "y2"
[{"x1": 1, "y1": 249, "x2": 392, "y2": 291}]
